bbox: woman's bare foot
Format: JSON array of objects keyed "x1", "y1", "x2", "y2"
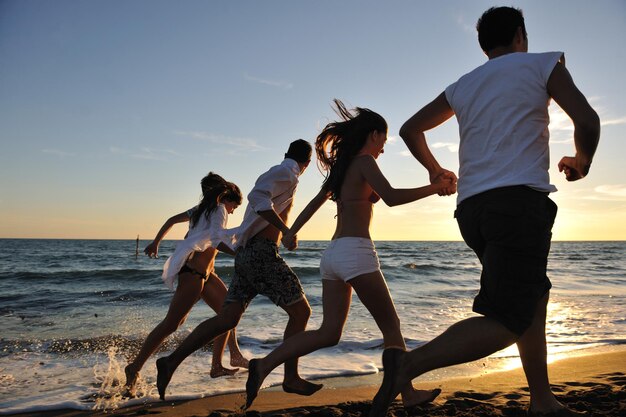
[
  {"x1": 123, "y1": 364, "x2": 139, "y2": 397},
  {"x1": 230, "y1": 354, "x2": 249, "y2": 369},
  {"x1": 210, "y1": 365, "x2": 239, "y2": 378}
]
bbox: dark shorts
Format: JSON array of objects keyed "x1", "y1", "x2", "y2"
[
  {"x1": 455, "y1": 186, "x2": 557, "y2": 336},
  {"x1": 224, "y1": 236, "x2": 305, "y2": 309}
]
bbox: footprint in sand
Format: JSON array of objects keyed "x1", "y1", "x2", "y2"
[
  {"x1": 503, "y1": 392, "x2": 524, "y2": 399},
  {"x1": 451, "y1": 390, "x2": 500, "y2": 400},
  {"x1": 564, "y1": 380, "x2": 611, "y2": 388},
  {"x1": 606, "y1": 375, "x2": 626, "y2": 386},
  {"x1": 599, "y1": 371, "x2": 625, "y2": 377}
]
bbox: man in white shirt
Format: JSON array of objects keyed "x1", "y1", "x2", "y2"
[
  {"x1": 370, "y1": 7, "x2": 599, "y2": 417},
  {"x1": 156, "y1": 139, "x2": 323, "y2": 401}
]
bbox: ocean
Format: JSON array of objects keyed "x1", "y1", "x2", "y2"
[{"x1": 0, "y1": 239, "x2": 624, "y2": 414}]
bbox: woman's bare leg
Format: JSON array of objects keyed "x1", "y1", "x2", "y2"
[
  {"x1": 245, "y1": 279, "x2": 352, "y2": 408},
  {"x1": 124, "y1": 274, "x2": 202, "y2": 393},
  {"x1": 349, "y1": 270, "x2": 441, "y2": 407},
  {"x1": 200, "y1": 272, "x2": 247, "y2": 377}
]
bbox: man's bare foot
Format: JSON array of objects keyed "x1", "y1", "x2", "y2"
[
  {"x1": 282, "y1": 376, "x2": 323, "y2": 396},
  {"x1": 402, "y1": 388, "x2": 442, "y2": 408},
  {"x1": 210, "y1": 365, "x2": 239, "y2": 378},
  {"x1": 156, "y1": 357, "x2": 174, "y2": 401},
  {"x1": 123, "y1": 364, "x2": 139, "y2": 397},
  {"x1": 369, "y1": 347, "x2": 408, "y2": 417},
  {"x1": 230, "y1": 355, "x2": 250, "y2": 369},
  {"x1": 244, "y1": 359, "x2": 264, "y2": 410}
]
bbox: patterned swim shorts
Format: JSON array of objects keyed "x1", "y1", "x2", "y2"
[{"x1": 224, "y1": 236, "x2": 305, "y2": 309}]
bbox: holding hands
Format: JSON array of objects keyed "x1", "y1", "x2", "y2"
[
  {"x1": 281, "y1": 231, "x2": 298, "y2": 251},
  {"x1": 431, "y1": 168, "x2": 458, "y2": 196}
]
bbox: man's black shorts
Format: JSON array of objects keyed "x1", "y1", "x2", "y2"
[{"x1": 455, "y1": 186, "x2": 557, "y2": 336}]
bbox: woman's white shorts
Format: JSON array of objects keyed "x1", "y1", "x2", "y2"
[{"x1": 320, "y1": 237, "x2": 380, "y2": 282}]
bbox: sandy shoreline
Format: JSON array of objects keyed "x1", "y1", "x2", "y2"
[{"x1": 7, "y1": 348, "x2": 626, "y2": 417}]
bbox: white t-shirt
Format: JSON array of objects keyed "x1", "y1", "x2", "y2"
[{"x1": 444, "y1": 51, "x2": 564, "y2": 204}]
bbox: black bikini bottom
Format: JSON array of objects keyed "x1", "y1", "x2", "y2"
[{"x1": 179, "y1": 264, "x2": 210, "y2": 282}]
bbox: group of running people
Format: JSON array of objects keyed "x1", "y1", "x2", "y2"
[{"x1": 125, "y1": 7, "x2": 599, "y2": 417}]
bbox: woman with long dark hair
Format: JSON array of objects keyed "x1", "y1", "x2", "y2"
[
  {"x1": 124, "y1": 172, "x2": 248, "y2": 396},
  {"x1": 245, "y1": 100, "x2": 453, "y2": 409}
]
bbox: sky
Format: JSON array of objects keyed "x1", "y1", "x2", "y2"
[{"x1": 1, "y1": 0, "x2": 625, "y2": 241}]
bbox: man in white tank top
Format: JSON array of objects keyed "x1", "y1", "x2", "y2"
[{"x1": 370, "y1": 7, "x2": 599, "y2": 417}]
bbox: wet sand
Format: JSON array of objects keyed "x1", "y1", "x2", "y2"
[{"x1": 9, "y1": 349, "x2": 626, "y2": 417}]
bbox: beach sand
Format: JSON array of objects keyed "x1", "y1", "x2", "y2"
[{"x1": 10, "y1": 349, "x2": 626, "y2": 417}]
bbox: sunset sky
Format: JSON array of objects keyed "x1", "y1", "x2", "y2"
[{"x1": 1, "y1": 0, "x2": 624, "y2": 241}]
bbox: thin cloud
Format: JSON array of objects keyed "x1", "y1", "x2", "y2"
[
  {"x1": 454, "y1": 13, "x2": 475, "y2": 33},
  {"x1": 109, "y1": 146, "x2": 125, "y2": 154},
  {"x1": 431, "y1": 142, "x2": 459, "y2": 152},
  {"x1": 587, "y1": 97, "x2": 626, "y2": 127},
  {"x1": 550, "y1": 99, "x2": 625, "y2": 144},
  {"x1": 244, "y1": 72, "x2": 293, "y2": 89},
  {"x1": 399, "y1": 142, "x2": 458, "y2": 156},
  {"x1": 593, "y1": 184, "x2": 626, "y2": 200},
  {"x1": 174, "y1": 130, "x2": 266, "y2": 151},
  {"x1": 132, "y1": 148, "x2": 179, "y2": 161},
  {"x1": 42, "y1": 149, "x2": 74, "y2": 157},
  {"x1": 548, "y1": 105, "x2": 574, "y2": 144},
  {"x1": 601, "y1": 116, "x2": 626, "y2": 126},
  {"x1": 109, "y1": 146, "x2": 179, "y2": 161}
]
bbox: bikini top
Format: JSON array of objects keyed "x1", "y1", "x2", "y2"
[{"x1": 335, "y1": 192, "x2": 380, "y2": 217}]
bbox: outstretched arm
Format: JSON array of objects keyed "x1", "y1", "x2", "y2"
[
  {"x1": 144, "y1": 211, "x2": 190, "y2": 258},
  {"x1": 547, "y1": 62, "x2": 600, "y2": 181},
  {"x1": 358, "y1": 155, "x2": 452, "y2": 207},
  {"x1": 399, "y1": 92, "x2": 457, "y2": 195},
  {"x1": 281, "y1": 189, "x2": 331, "y2": 250}
]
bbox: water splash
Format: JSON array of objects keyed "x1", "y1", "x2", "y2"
[
  {"x1": 89, "y1": 346, "x2": 158, "y2": 410},
  {"x1": 91, "y1": 346, "x2": 126, "y2": 411}
]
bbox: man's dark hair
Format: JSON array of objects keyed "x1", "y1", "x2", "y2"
[
  {"x1": 285, "y1": 139, "x2": 312, "y2": 163},
  {"x1": 476, "y1": 6, "x2": 526, "y2": 53}
]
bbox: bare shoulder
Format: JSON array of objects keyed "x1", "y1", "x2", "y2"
[{"x1": 352, "y1": 154, "x2": 377, "y2": 168}]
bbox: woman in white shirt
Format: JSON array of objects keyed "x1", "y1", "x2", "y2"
[{"x1": 124, "y1": 172, "x2": 248, "y2": 396}]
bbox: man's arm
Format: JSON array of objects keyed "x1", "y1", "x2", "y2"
[
  {"x1": 547, "y1": 62, "x2": 600, "y2": 181},
  {"x1": 399, "y1": 92, "x2": 457, "y2": 195},
  {"x1": 256, "y1": 208, "x2": 290, "y2": 235},
  {"x1": 248, "y1": 165, "x2": 295, "y2": 234}
]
